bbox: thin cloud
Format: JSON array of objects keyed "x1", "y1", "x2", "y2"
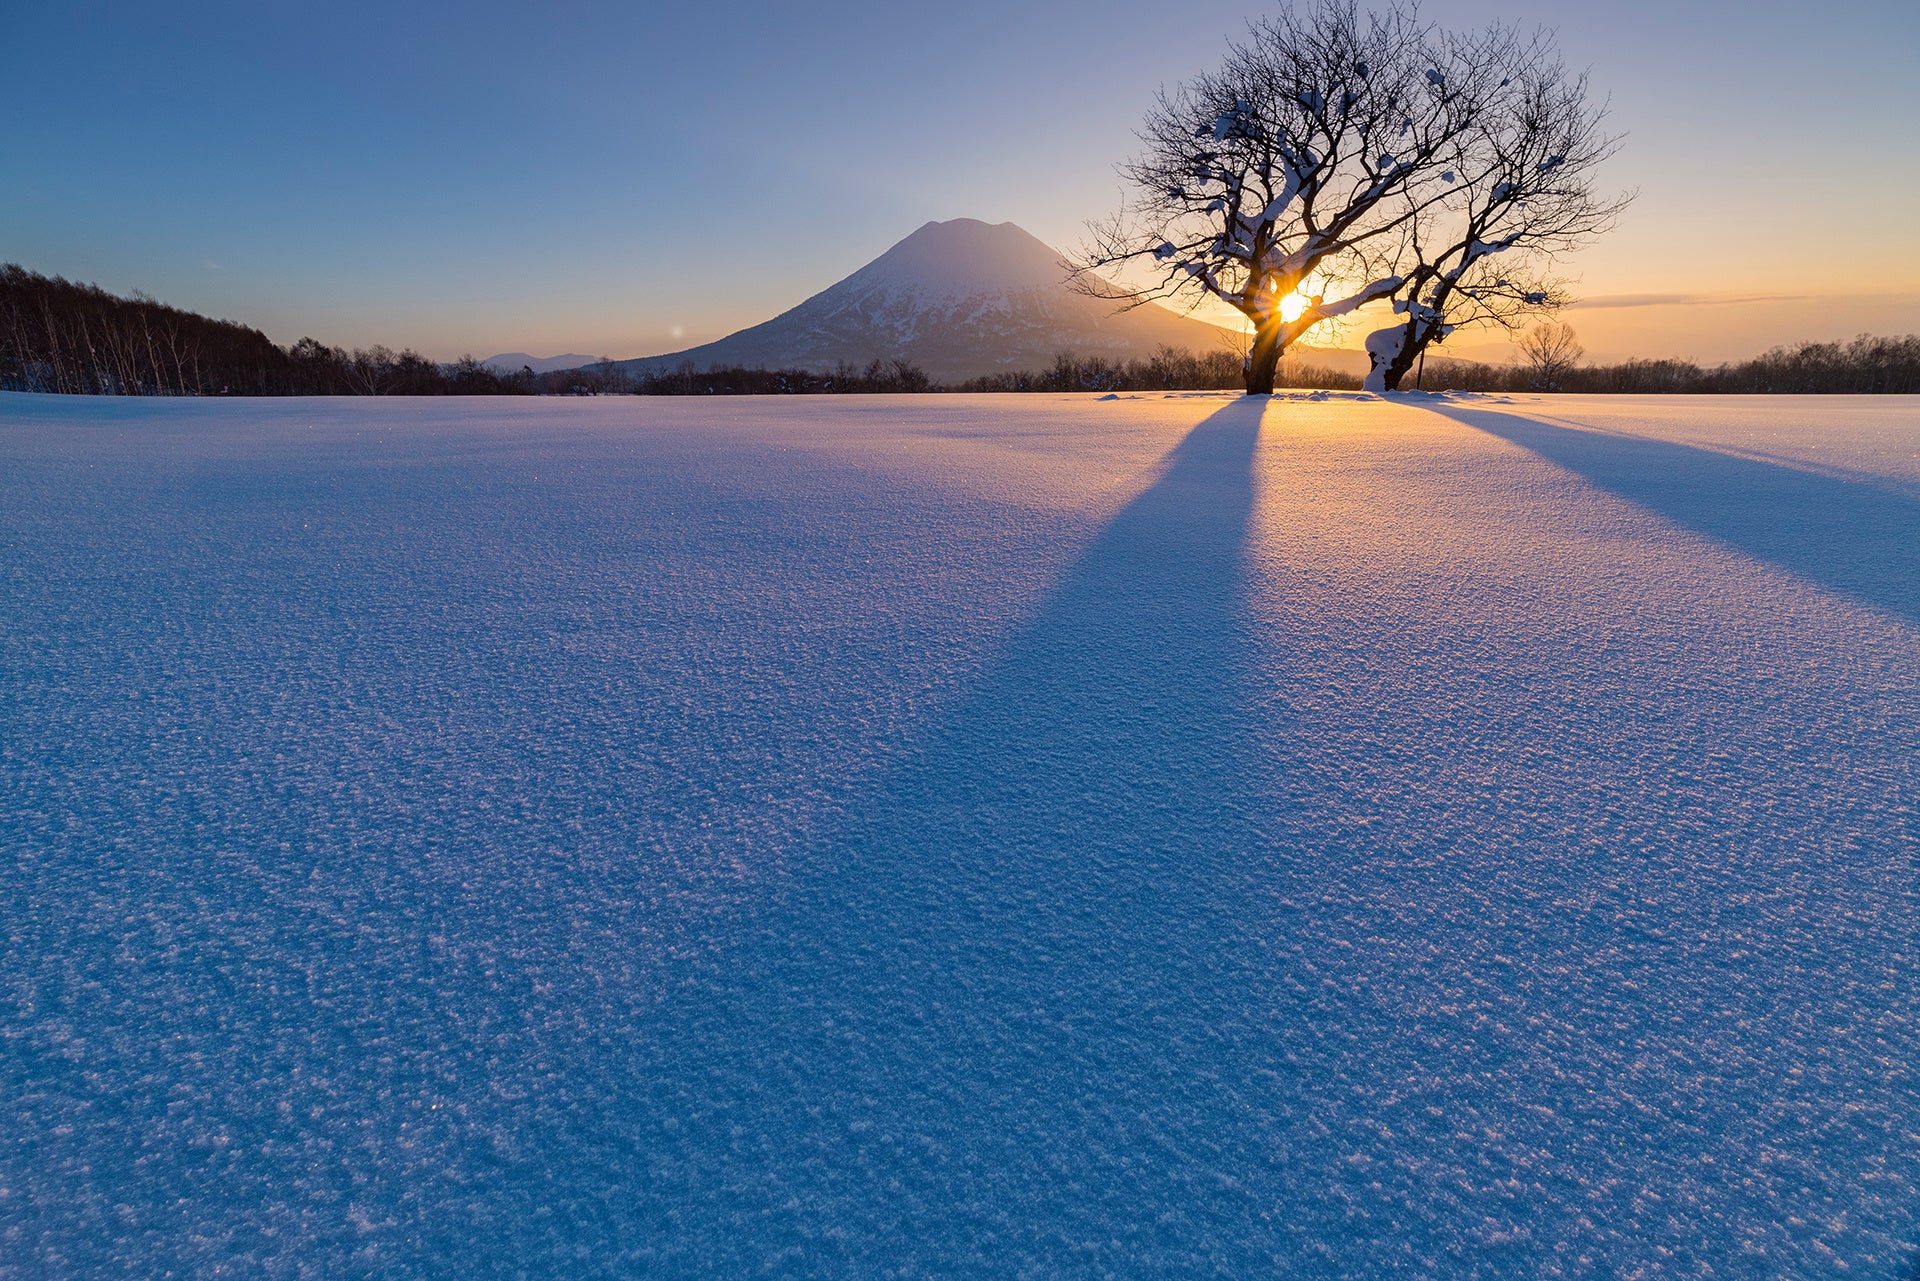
[{"x1": 1571, "y1": 292, "x2": 1813, "y2": 310}]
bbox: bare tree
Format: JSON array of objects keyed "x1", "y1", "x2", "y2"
[
  {"x1": 1362, "y1": 40, "x2": 1629, "y2": 391},
  {"x1": 341, "y1": 345, "x2": 399, "y2": 396},
  {"x1": 1076, "y1": 1, "x2": 1518, "y2": 394},
  {"x1": 1520, "y1": 318, "x2": 1584, "y2": 390}
]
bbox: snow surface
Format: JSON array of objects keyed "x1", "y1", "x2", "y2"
[{"x1": 2, "y1": 391, "x2": 1918, "y2": 1278}]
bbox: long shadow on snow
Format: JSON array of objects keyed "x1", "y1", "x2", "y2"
[
  {"x1": 610, "y1": 398, "x2": 1322, "y2": 1271},
  {"x1": 1429, "y1": 403, "x2": 1920, "y2": 626}
]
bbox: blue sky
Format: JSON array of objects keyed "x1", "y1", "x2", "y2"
[{"x1": 5, "y1": 0, "x2": 1916, "y2": 362}]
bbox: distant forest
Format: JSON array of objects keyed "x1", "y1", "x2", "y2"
[{"x1": 4, "y1": 263, "x2": 1916, "y2": 397}]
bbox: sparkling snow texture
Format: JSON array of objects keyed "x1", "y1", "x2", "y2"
[{"x1": 2, "y1": 392, "x2": 1917, "y2": 1277}]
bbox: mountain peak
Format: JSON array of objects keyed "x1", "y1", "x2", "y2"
[
  {"x1": 848, "y1": 219, "x2": 1069, "y2": 302},
  {"x1": 620, "y1": 219, "x2": 1242, "y2": 381},
  {"x1": 911, "y1": 217, "x2": 1021, "y2": 234}
]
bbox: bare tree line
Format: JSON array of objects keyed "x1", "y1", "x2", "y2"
[
  {"x1": 1447, "y1": 331, "x2": 1920, "y2": 395},
  {"x1": 2, "y1": 264, "x2": 276, "y2": 395},
  {"x1": 951, "y1": 347, "x2": 1346, "y2": 393},
  {"x1": 452, "y1": 336, "x2": 1920, "y2": 396},
  {"x1": 6, "y1": 261, "x2": 1912, "y2": 399},
  {"x1": 0, "y1": 264, "x2": 960, "y2": 398},
  {"x1": 0, "y1": 265, "x2": 545, "y2": 396},
  {"x1": 953, "y1": 334, "x2": 1920, "y2": 395}
]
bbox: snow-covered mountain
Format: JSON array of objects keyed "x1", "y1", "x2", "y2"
[
  {"x1": 481, "y1": 352, "x2": 605, "y2": 375},
  {"x1": 618, "y1": 219, "x2": 1250, "y2": 382}
]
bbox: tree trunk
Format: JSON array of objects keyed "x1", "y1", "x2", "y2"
[
  {"x1": 1245, "y1": 324, "x2": 1283, "y2": 395},
  {"x1": 1367, "y1": 323, "x2": 1427, "y2": 392},
  {"x1": 1380, "y1": 334, "x2": 1422, "y2": 391}
]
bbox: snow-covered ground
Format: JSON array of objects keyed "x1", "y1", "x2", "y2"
[{"x1": 2, "y1": 391, "x2": 1916, "y2": 1278}]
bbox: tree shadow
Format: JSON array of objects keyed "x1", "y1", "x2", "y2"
[
  {"x1": 595, "y1": 398, "x2": 1325, "y2": 1271},
  {"x1": 1427, "y1": 404, "x2": 1920, "y2": 627}
]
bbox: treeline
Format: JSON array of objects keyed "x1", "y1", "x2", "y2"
[
  {"x1": 0, "y1": 263, "x2": 953, "y2": 397},
  {"x1": 1579, "y1": 334, "x2": 1919, "y2": 394},
  {"x1": 946, "y1": 335, "x2": 1920, "y2": 395},
  {"x1": 6, "y1": 263, "x2": 1916, "y2": 397},
  {"x1": 960, "y1": 348, "x2": 1251, "y2": 392},
  {"x1": 603, "y1": 358, "x2": 935, "y2": 396},
  {"x1": 3, "y1": 263, "x2": 292, "y2": 395},
  {"x1": 1407, "y1": 334, "x2": 1920, "y2": 395},
  {"x1": 439, "y1": 347, "x2": 1355, "y2": 395},
  {"x1": 0, "y1": 264, "x2": 530, "y2": 395}
]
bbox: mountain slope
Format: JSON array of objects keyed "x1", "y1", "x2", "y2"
[
  {"x1": 618, "y1": 219, "x2": 1248, "y2": 382},
  {"x1": 482, "y1": 352, "x2": 605, "y2": 375}
]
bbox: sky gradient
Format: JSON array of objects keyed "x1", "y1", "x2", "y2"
[{"x1": 5, "y1": 0, "x2": 1916, "y2": 364}]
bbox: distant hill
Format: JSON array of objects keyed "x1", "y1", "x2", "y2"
[
  {"x1": 481, "y1": 352, "x2": 603, "y2": 375},
  {"x1": 617, "y1": 219, "x2": 1261, "y2": 383}
]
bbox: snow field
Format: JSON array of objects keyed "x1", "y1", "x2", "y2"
[{"x1": 1, "y1": 391, "x2": 1915, "y2": 1277}]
